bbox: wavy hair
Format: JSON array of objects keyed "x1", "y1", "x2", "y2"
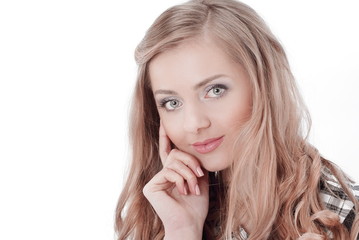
[{"x1": 115, "y1": 0, "x2": 359, "y2": 239}]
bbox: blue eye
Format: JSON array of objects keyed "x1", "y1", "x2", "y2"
[
  {"x1": 157, "y1": 84, "x2": 228, "y2": 112},
  {"x1": 206, "y1": 84, "x2": 228, "y2": 98},
  {"x1": 158, "y1": 98, "x2": 182, "y2": 111}
]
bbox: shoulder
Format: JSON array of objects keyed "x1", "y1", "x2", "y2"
[{"x1": 319, "y1": 166, "x2": 359, "y2": 230}]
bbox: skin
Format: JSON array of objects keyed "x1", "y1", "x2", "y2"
[{"x1": 143, "y1": 37, "x2": 252, "y2": 239}]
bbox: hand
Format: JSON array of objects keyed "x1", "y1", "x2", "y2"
[{"x1": 142, "y1": 121, "x2": 209, "y2": 238}]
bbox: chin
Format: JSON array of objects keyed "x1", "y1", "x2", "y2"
[{"x1": 201, "y1": 161, "x2": 229, "y2": 172}]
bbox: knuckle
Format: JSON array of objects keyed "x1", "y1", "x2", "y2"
[
  {"x1": 164, "y1": 162, "x2": 175, "y2": 170},
  {"x1": 164, "y1": 156, "x2": 181, "y2": 168},
  {"x1": 183, "y1": 155, "x2": 195, "y2": 166},
  {"x1": 168, "y1": 149, "x2": 177, "y2": 156},
  {"x1": 163, "y1": 166, "x2": 171, "y2": 173},
  {"x1": 142, "y1": 184, "x2": 149, "y2": 197},
  {"x1": 164, "y1": 167, "x2": 176, "y2": 177},
  {"x1": 162, "y1": 156, "x2": 173, "y2": 167}
]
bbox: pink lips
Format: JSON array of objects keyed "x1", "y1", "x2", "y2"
[{"x1": 192, "y1": 136, "x2": 224, "y2": 154}]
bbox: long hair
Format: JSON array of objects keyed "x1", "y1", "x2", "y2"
[{"x1": 115, "y1": 0, "x2": 359, "y2": 239}]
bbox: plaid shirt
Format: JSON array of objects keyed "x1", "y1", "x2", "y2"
[{"x1": 233, "y1": 167, "x2": 359, "y2": 239}]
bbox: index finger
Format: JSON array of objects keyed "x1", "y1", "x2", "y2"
[{"x1": 159, "y1": 120, "x2": 171, "y2": 165}]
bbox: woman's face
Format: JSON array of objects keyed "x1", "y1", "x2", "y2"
[{"x1": 149, "y1": 38, "x2": 252, "y2": 172}]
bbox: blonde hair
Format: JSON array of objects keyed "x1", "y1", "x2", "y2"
[{"x1": 115, "y1": 0, "x2": 359, "y2": 239}]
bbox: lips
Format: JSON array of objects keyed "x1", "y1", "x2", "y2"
[{"x1": 192, "y1": 136, "x2": 224, "y2": 154}]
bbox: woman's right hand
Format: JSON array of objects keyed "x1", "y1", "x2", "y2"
[{"x1": 142, "y1": 121, "x2": 209, "y2": 239}]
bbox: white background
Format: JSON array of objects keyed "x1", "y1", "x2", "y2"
[{"x1": 0, "y1": 1, "x2": 358, "y2": 239}]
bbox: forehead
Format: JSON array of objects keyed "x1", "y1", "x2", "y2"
[{"x1": 148, "y1": 38, "x2": 240, "y2": 90}]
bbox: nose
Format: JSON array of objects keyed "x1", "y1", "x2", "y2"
[{"x1": 182, "y1": 103, "x2": 211, "y2": 134}]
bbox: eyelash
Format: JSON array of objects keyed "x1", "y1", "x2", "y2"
[{"x1": 158, "y1": 84, "x2": 228, "y2": 112}]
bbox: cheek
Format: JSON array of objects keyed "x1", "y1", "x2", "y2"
[
  {"x1": 212, "y1": 97, "x2": 251, "y2": 127},
  {"x1": 227, "y1": 91, "x2": 252, "y2": 124},
  {"x1": 162, "y1": 119, "x2": 184, "y2": 148}
]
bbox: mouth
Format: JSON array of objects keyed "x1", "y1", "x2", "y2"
[{"x1": 192, "y1": 136, "x2": 224, "y2": 154}]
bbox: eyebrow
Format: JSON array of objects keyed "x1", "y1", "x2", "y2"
[{"x1": 153, "y1": 74, "x2": 227, "y2": 96}]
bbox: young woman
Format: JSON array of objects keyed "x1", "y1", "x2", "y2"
[{"x1": 115, "y1": 0, "x2": 359, "y2": 239}]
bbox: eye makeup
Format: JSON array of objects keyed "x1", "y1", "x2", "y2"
[
  {"x1": 156, "y1": 83, "x2": 229, "y2": 112},
  {"x1": 158, "y1": 97, "x2": 182, "y2": 111},
  {"x1": 204, "y1": 84, "x2": 228, "y2": 98}
]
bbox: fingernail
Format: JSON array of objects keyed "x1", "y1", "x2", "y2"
[
  {"x1": 195, "y1": 184, "x2": 200, "y2": 195},
  {"x1": 196, "y1": 167, "x2": 204, "y2": 177},
  {"x1": 183, "y1": 187, "x2": 188, "y2": 195}
]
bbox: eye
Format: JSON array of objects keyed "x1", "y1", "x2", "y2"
[
  {"x1": 158, "y1": 98, "x2": 182, "y2": 111},
  {"x1": 206, "y1": 84, "x2": 228, "y2": 98}
]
